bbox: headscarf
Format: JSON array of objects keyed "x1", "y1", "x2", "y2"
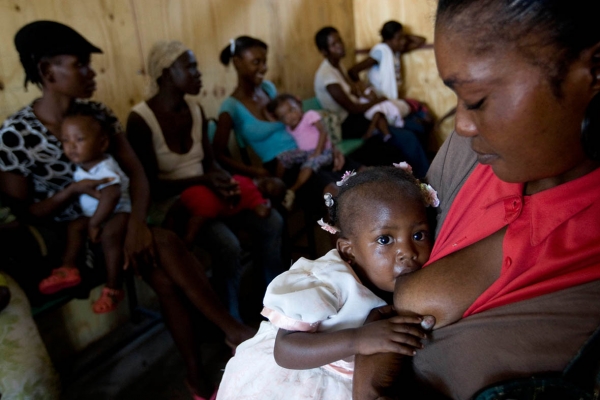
[{"x1": 146, "y1": 40, "x2": 189, "y2": 96}]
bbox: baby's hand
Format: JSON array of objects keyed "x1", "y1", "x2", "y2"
[{"x1": 354, "y1": 315, "x2": 427, "y2": 356}]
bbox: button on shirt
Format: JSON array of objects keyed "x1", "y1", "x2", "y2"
[{"x1": 426, "y1": 164, "x2": 600, "y2": 317}]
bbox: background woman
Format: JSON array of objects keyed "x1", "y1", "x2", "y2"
[
  {"x1": 127, "y1": 40, "x2": 285, "y2": 322},
  {"x1": 313, "y1": 26, "x2": 430, "y2": 177},
  {"x1": 353, "y1": 0, "x2": 600, "y2": 398},
  {"x1": 348, "y1": 21, "x2": 432, "y2": 153},
  {"x1": 0, "y1": 22, "x2": 253, "y2": 400},
  {"x1": 213, "y1": 35, "x2": 355, "y2": 197}
]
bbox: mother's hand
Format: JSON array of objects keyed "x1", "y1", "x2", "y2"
[
  {"x1": 204, "y1": 170, "x2": 241, "y2": 203},
  {"x1": 69, "y1": 177, "x2": 114, "y2": 199}
]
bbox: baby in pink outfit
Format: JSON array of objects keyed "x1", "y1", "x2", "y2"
[{"x1": 267, "y1": 94, "x2": 333, "y2": 209}]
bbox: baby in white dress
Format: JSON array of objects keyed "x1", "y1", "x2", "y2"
[{"x1": 217, "y1": 163, "x2": 439, "y2": 399}]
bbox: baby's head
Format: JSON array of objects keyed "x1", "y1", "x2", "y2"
[
  {"x1": 60, "y1": 103, "x2": 112, "y2": 168},
  {"x1": 324, "y1": 165, "x2": 435, "y2": 293},
  {"x1": 267, "y1": 94, "x2": 304, "y2": 130}
]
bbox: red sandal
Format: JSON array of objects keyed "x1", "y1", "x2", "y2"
[
  {"x1": 92, "y1": 287, "x2": 125, "y2": 314},
  {"x1": 39, "y1": 266, "x2": 81, "y2": 294}
]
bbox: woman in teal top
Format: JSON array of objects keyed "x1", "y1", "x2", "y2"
[
  {"x1": 218, "y1": 79, "x2": 296, "y2": 164},
  {"x1": 214, "y1": 36, "x2": 355, "y2": 193}
]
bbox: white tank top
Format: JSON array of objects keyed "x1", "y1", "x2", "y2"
[{"x1": 131, "y1": 98, "x2": 204, "y2": 180}]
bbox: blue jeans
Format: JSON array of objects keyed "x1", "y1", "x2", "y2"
[
  {"x1": 385, "y1": 125, "x2": 430, "y2": 178},
  {"x1": 196, "y1": 209, "x2": 284, "y2": 321}
]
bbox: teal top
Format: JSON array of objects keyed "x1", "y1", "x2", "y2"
[{"x1": 218, "y1": 80, "x2": 297, "y2": 163}]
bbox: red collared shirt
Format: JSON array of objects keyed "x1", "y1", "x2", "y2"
[{"x1": 426, "y1": 164, "x2": 600, "y2": 317}]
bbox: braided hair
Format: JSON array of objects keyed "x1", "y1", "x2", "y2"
[{"x1": 326, "y1": 166, "x2": 426, "y2": 238}]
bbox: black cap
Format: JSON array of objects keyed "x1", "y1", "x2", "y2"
[{"x1": 14, "y1": 20, "x2": 102, "y2": 60}]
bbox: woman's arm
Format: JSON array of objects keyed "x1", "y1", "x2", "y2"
[
  {"x1": 326, "y1": 84, "x2": 385, "y2": 115},
  {"x1": 401, "y1": 34, "x2": 426, "y2": 53},
  {"x1": 197, "y1": 106, "x2": 240, "y2": 200},
  {"x1": 111, "y1": 133, "x2": 150, "y2": 223},
  {"x1": 112, "y1": 121, "x2": 157, "y2": 270},
  {"x1": 213, "y1": 112, "x2": 270, "y2": 177},
  {"x1": 273, "y1": 314, "x2": 426, "y2": 370},
  {"x1": 348, "y1": 57, "x2": 379, "y2": 82},
  {"x1": 0, "y1": 171, "x2": 108, "y2": 220}
]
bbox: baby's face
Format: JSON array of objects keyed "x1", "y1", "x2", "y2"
[
  {"x1": 347, "y1": 195, "x2": 431, "y2": 293},
  {"x1": 60, "y1": 115, "x2": 107, "y2": 166},
  {"x1": 275, "y1": 100, "x2": 303, "y2": 129}
]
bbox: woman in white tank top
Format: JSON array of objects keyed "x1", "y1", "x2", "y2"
[{"x1": 127, "y1": 41, "x2": 285, "y2": 399}]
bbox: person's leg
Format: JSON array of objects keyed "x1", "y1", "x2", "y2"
[
  {"x1": 363, "y1": 114, "x2": 380, "y2": 140},
  {"x1": 386, "y1": 126, "x2": 430, "y2": 178},
  {"x1": 144, "y1": 265, "x2": 213, "y2": 398},
  {"x1": 196, "y1": 220, "x2": 244, "y2": 321},
  {"x1": 374, "y1": 112, "x2": 393, "y2": 138},
  {"x1": 38, "y1": 218, "x2": 87, "y2": 294},
  {"x1": 100, "y1": 212, "x2": 128, "y2": 289},
  {"x1": 289, "y1": 167, "x2": 314, "y2": 192},
  {"x1": 275, "y1": 159, "x2": 286, "y2": 179},
  {"x1": 234, "y1": 209, "x2": 285, "y2": 285},
  {"x1": 62, "y1": 217, "x2": 89, "y2": 268},
  {"x1": 92, "y1": 213, "x2": 128, "y2": 314},
  {"x1": 341, "y1": 113, "x2": 373, "y2": 139},
  {"x1": 184, "y1": 215, "x2": 209, "y2": 249},
  {"x1": 150, "y1": 227, "x2": 255, "y2": 343}
]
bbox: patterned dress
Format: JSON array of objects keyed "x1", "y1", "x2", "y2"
[{"x1": 0, "y1": 100, "x2": 121, "y2": 222}]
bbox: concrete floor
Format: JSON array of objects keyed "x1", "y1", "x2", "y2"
[{"x1": 61, "y1": 308, "x2": 237, "y2": 399}]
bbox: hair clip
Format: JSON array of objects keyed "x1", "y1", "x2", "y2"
[
  {"x1": 336, "y1": 170, "x2": 356, "y2": 186},
  {"x1": 393, "y1": 161, "x2": 413, "y2": 174},
  {"x1": 317, "y1": 218, "x2": 340, "y2": 234},
  {"x1": 324, "y1": 193, "x2": 334, "y2": 207},
  {"x1": 420, "y1": 183, "x2": 440, "y2": 207},
  {"x1": 229, "y1": 38, "x2": 236, "y2": 55}
]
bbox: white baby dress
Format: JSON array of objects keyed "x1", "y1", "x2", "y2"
[{"x1": 217, "y1": 249, "x2": 387, "y2": 400}]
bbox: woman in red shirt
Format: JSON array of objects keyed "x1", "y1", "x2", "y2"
[{"x1": 354, "y1": 0, "x2": 600, "y2": 398}]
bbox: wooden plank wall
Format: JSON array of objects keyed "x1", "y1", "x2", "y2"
[
  {"x1": 0, "y1": 0, "x2": 354, "y2": 124},
  {"x1": 352, "y1": 0, "x2": 457, "y2": 144},
  {"x1": 0, "y1": 0, "x2": 455, "y2": 143}
]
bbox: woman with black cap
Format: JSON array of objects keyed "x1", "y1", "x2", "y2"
[{"x1": 0, "y1": 20, "x2": 254, "y2": 399}]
